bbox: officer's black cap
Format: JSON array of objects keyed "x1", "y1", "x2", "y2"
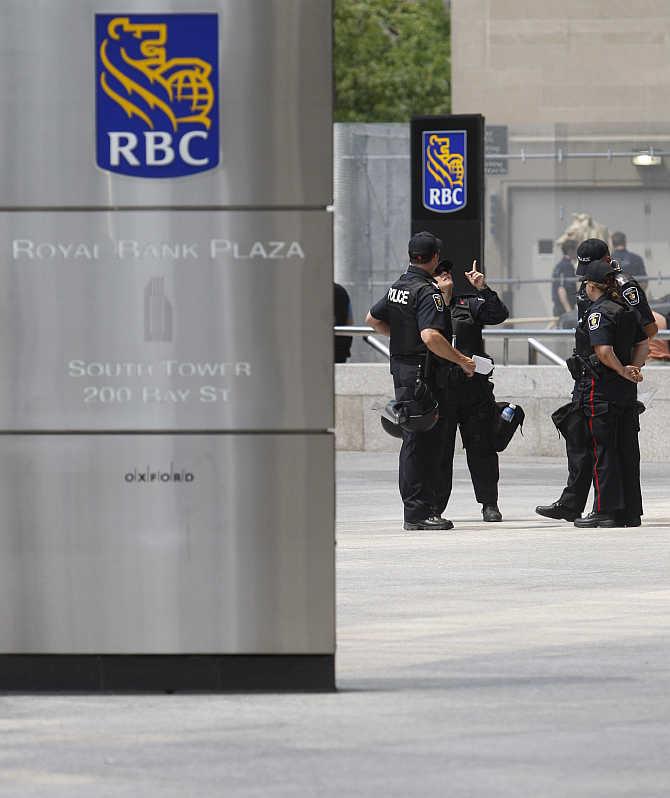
[
  {"x1": 583, "y1": 259, "x2": 615, "y2": 284},
  {"x1": 435, "y1": 258, "x2": 453, "y2": 275},
  {"x1": 408, "y1": 231, "x2": 442, "y2": 263},
  {"x1": 576, "y1": 238, "x2": 610, "y2": 275}
]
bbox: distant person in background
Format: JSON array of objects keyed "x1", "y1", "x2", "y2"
[
  {"x1": 334, "y1": 282, "x2": 354, "y2": 363},
  {"x1": 647, "y1": 311, "x2": 670, "y2": 362},
  {"x1": 611, "y1": 231, "x2": 648, "y2": 291},
  {"x1": 552, "y1": 240, "x2": 578, "y2": 318}
]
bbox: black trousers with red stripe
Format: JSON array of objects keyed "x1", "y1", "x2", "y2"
[{"x1": 572, "y1": 384, "x2": 642, "y2": 518}]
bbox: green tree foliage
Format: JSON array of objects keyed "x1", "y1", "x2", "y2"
[{"x1": 334, "y1": 0, "x2": 451, "y2": 122}]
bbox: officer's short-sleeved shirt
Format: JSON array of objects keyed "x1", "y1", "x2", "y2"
[
  {"x1": 551, "y1": 257, "x2": 577, "y2": 315},
  {"x1": 370, "y1": 265, "x2": 451, "y2": 360},
  {"x1": 614, "y1": 249, "x2": 647, "y2": 278},
  {"x1": 613, "y1": 273, "x2": 654, "y2": 328},
  {"x1": 586, "y1": 299, "x2": 645, "y2": 348},
  {"x1": 584, "y1": 297, "x2": 646, "y2": 402},
  {"x1": 415, "y1": 284, "x2": 451, "y2": 334},
  {"x1": 576, "y1": 268, "x2": 654, "y2": 331}
]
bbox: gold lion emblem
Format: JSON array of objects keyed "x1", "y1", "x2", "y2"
[
  {"x1": 426, "y1": 134, "x2": 464, "y2": 189},
  {"x1": 99, "y1": 17, "x2": 215, "y2": 132}
]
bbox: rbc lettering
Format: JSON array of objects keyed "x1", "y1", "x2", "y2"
[
  {"x1": 108, "y1": 132, "x2": 209, "y2": 168},
  {"x1": 428, "y1": 187, "x2": 464, "y2": 206}
]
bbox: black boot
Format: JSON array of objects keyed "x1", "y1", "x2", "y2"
[
  {"x1": 614, "y1": 513, "x2": 642, "y2": 527},
  {"x1": 482, "y1": 503, "x2": 502, "y2": 522},
  {"x1": 403, "y1": 515, "x2": 454, "y2": 531},
  {"x1": 573, "y1": 512, "x2": 619, "y2": 528},
  {"x1": 535, "y1": 501, "x2": 579, "y2": 522}
]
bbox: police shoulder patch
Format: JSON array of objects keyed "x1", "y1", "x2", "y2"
[
  {"x1": 588, "y1": 312, "x2": 601, "y2": 331},
  {"x1": 432, "y1": 293, "x2": 444, "y2": 312},
  {"x1": 622, "y1": 286, "x2": 640, "y2": 306}
]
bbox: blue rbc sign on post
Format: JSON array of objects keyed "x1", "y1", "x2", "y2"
[
  {"x1": 422, "y1": 130, "x2": 467, "y2": 213},
  {"x1": 95, "y1": 14, "x2": 219, "y2": 178}
]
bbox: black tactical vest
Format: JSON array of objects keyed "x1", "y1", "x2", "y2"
[
  {"x1": 450, "y1": 297, "x2": 485, "y2": 356},
  {"x1": 384, "y1": 270, "x2": 438, "y2": 359}
]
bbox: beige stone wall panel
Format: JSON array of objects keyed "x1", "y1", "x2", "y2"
[{"x1": 452, "y1": 0, "x2": 670, "y2": 123}]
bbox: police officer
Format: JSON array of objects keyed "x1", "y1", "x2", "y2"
[
  {"x1": 552, "y1": 240, "x2": 578, "y2": 317},
  {"x1": 571, "y1": 259, "x2": 648, "y2": 527},
  {"x1": 611, "y1": 231, "x2": 648, "y2": 290},
  {"x1": 536, "y1": 238, "x2": 656, "y2": 523},
  {"x1": 433, "y1": 258, "x2": 510, "y2": 522},
  {"x1": 366, "y1": 232, "x2": 475, "y2": 530}
]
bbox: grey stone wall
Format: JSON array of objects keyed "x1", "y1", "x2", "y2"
[{"x1": 335, "y1": 364, "x2": 670, "y2": 461}]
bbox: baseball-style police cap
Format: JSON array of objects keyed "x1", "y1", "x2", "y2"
[
  {"x1": 408, "y1": 231, "x2": 442, "y2": 262},
  {"x1": 576, "y1": 238, "x2": 610, "y2": 266},
  {"x1": 434, "y1": 258, "x2": 453, "y2": 275},
  {"x1": 583, "y1": 259, "x2": 615, "y2": 284}
]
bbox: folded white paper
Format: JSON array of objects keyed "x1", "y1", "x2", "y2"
[{"x1": 473, "y1": 354, "x2": 494, "y2": 375}]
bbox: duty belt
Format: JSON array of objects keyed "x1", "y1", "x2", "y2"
[{"x1": 566, "y1": 353, "x2": 604, "y2": 380}]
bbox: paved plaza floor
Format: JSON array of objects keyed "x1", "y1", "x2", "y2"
[{"x1": 1, "y1": 453, "x2": 669, "y2": 796}]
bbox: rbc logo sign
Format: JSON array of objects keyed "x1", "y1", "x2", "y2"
[
  {"x1": 422, "y1": 130, "x2": 467, "y2": 213},
  {"x1": 95, "y1": 14, "x2": 219, "y2": 178}
]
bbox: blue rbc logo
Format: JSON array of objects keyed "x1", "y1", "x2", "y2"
[
  {"x1": 422, "y1": 130, "x2": 467, "y2": 213},
  {"x1": 95, "y1": 14, "x2": 219, "y2": 178}
]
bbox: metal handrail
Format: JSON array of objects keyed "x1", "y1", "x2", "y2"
[
  {"x1": 335, "y1": 326, "x2": 670, "y2": 338},
  {"x1": 335, "y1": 325, "x2": 383, "y2": 336},
  {"x1": 485, "y1": 274, "x2": 656, "y2": 286},
  {"x1": 483, "y1": 328, "x2": 574, "y2": 337},
  {"x1": 341, "y1": 147, "x2": 670, "y2": 163},
  {"x1": 335, "y1": 326, "x2": 670, "y2": 366},
  {"x1": 362, "y1": 335, "x2": 390, "y2": 359},
  {"x1": 528, "y1": 338, "x2": 566, "y2": 366},
  {"x1": 360, "y1": 274, "x2": 665, "y2": 288}
]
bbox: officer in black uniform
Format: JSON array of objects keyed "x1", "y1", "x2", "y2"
[
  {"x1": 536, "y1": 238, "x2": 655, "y2": 524},
  {"x1": 570, "y1": 259, "x2": 648, "y2": 527},
  {"x1": 433, "y1": 258, "x2": 509, "y2": 522},
  {"x1": 611, "y1": 231, "x2": 648, "y2": 290},
  {"x1": 366, "y1": 232, "x2": 475, "y2": 531}
]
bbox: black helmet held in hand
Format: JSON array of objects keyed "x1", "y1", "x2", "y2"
[
  {"x1": 380, "y1": 397, "x2": 439, "y2": 435},
  {"x1": 380, "y1": 379, "x2": 439, "y2": 436},
  {"x1": 379, "y1": 361, "x2": 439, "y2": 437},
  {"x1": 380, "y1": 413, "x2": 404, "y2": 439}
]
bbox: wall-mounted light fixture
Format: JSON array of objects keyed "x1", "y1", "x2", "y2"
[{"x1": 632, "y1": 150, "x2": 662, "y2": 167}]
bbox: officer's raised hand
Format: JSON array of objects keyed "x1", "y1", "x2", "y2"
[{"x1": 465, "y1": 260, "x2": 486, "y2": 290}]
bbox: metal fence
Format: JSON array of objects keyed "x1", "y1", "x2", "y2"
[
  {"x1": 335, "y1": 326, "x2": 670, "y2": 366},
  {"x1": 334, "y1": 123, "x2": 670, "y2": 364}
]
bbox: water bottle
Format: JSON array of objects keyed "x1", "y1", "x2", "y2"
[{"x1": 501, "y1": 404, "x2": 516, "y2": 423}]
